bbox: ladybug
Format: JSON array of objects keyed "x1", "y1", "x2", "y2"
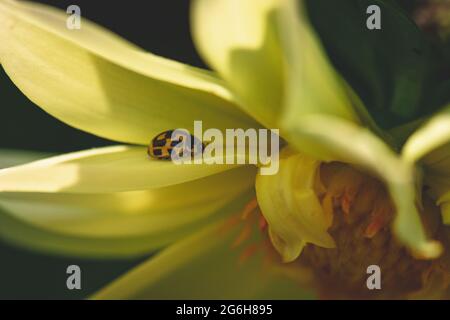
[{"x1": 148, "y1": 129, "x2": 204, "y2": 160}]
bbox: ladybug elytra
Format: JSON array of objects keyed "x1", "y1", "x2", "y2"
[{"x1": 148, "y1": 129, "x2": 204, "y2": 160}]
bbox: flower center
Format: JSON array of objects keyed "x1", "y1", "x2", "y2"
[
  {"x1": 254, "y1": 149, "x2": 449, "y2": 298},
  {"x1": 299, "y1": 161, "x2": 439, "y2": 298}
]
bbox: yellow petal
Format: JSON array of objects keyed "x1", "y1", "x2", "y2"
[
  {"x1": 191, "y1": 0, "x2": 284, "y2": 128},
  {"x1": 279, "y1": 0, "x2": 359, "y2": 123},
  {"x1": 256, "y1": 149, "x2": 335, "y2": 262},
  {"x1": 0, "y1": 166, "x2": 255, "y2": 237},
  {"x1": 0, "y1": 168, "x2": 255, "y2": 257},
  {"x1": 0, "y1": 0, "x2": 257, "y2": 145},
  {"x1": 403, "y1": 105, "x2": 450, "y2": 165},
  {"x1": 0, "y1": 145, "x2": 247, "y2": 193},
  {"x1": 402, "y1": 106, "x2": 450, "y2": 226},
  {"x1": 283, "y1": 114, "x2": 442, "y2": 259},
  {"x1": 93, "y1": 217, "x2": 315, "y2": 299}
]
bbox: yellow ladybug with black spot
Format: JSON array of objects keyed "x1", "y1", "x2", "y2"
[{"x1": 148, "y1": 129, "x2": 204, "y2": 160}]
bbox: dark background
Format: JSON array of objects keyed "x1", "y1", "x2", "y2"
[{"x1": 0, "y1": 0, "x2": 205, "y2": 299}]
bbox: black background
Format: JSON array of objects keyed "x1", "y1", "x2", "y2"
[{"x1": 0, "y1": 0, "x2": 204, "y2": 299}]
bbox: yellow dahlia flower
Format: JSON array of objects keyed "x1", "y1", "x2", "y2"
[{"x1": 0, "y1": 0, "x2": 449, "y2": 299}]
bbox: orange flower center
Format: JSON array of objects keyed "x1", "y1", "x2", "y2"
[{"x1": 242, "y1": 161, "x2": 450, "y2": 298}]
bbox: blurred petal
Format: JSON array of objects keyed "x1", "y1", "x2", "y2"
[
  {"x1": 279, "y1": 0, "x2": 359, "y2": 123},
  {"x1": 0, "y1": 166, "x2": 255, "y2": 237},
  {"x1": 402, "y1": 106, "x2": 450, "y2": 225},
  {"x1": 283, "y1": 114, "x2": 442, "y2": 259},
  {"x1": 0, "y1": 0, "x2": 257, "y2": 145},
  {"x1": 191, "y1": 0, "x2": 284, "y2": 128},
  {"x1": 403, "y1": 106, "x2": 450, "y2": 165},
  {"x1": 0, "y1": 168, "x2": 255, "y2": 257},
  {"x1": 0, "y1": 191, "x2": 254, "y2": 258},
  {"x1": 93, "y1": 217, "x2": 315, "y2": 299},
  {"x1": 256, "y1": 149, "x2": 335, "y2": 262},
  {"x1": 0, "y1": 149, "x2": 51, "y2": 169},
  {"x1": 0, "y1": 145, "x2": 247, "y2": 193}
]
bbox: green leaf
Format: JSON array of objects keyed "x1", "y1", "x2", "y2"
[{"x1": 305, "y1": 0, "x2": 439, "y2": 129}]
